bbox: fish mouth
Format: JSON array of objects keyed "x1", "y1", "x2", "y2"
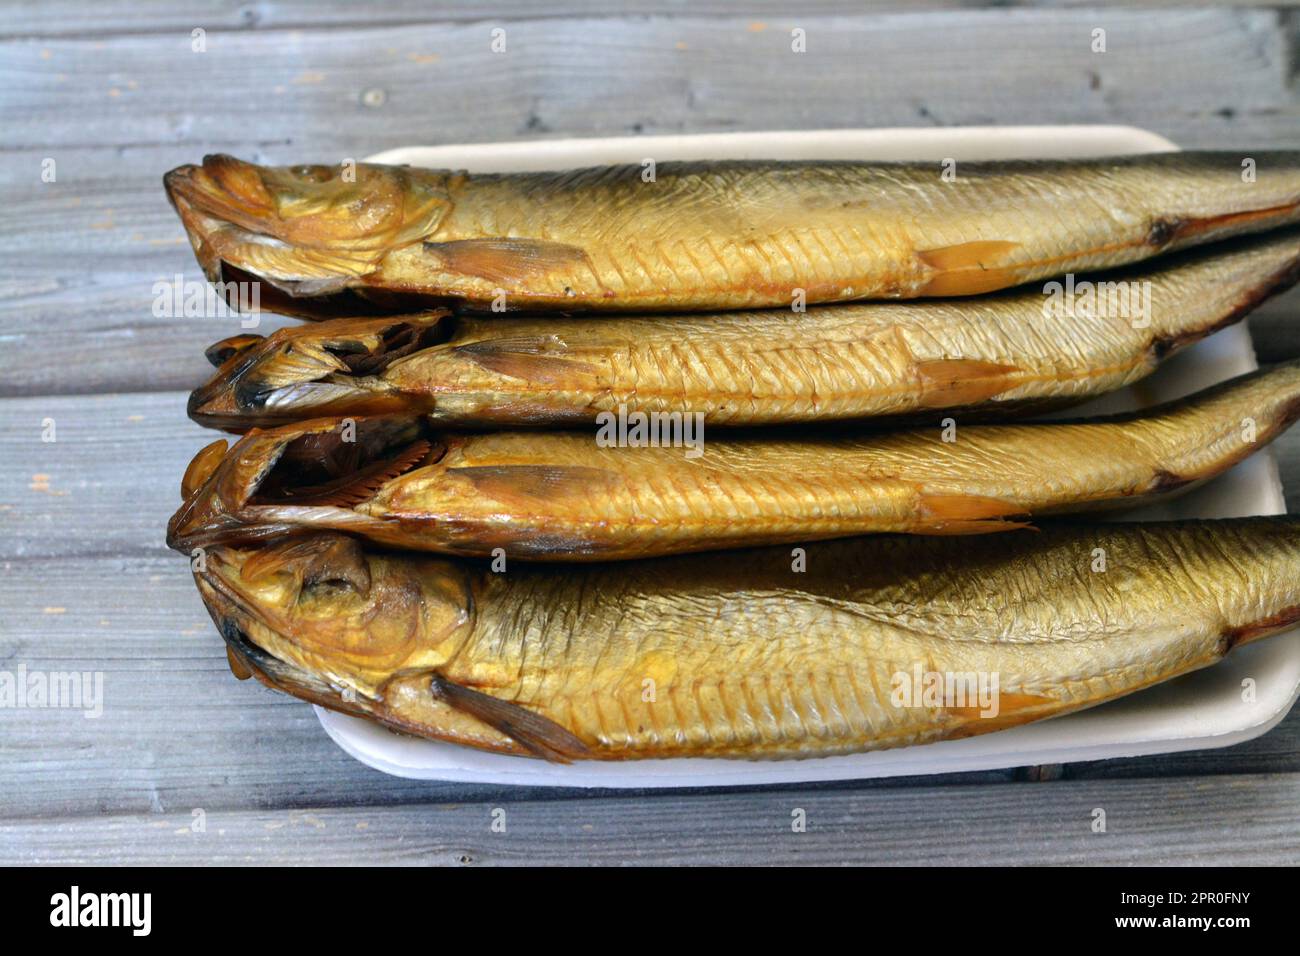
[
  {"x1": 188, "y1": 315, "x2": 449, "y2": 432},
  {"x1": 164, "y1": 156, "x2": 453, "y2": 318},
  {"x1": 164, "y1": 156, "x2": 276, "y2": 232},
  {"x1": 166, "y1": 416, "x2": 441, "y2": 553},
  {"x1": 164, "y1": 157, "x2": 284, "y2": 286},
  {"x1": 163, "y1": 157, "x2": 373, "y2": 309},
  {"x1": 195, "y1": 563, "x2": 353, "y2": 707}
]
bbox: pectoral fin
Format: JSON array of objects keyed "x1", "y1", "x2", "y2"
[
  {"x1": 914, "y1": 359, "x2": 1020, "y2": 408},
  {"x1": 917, "y1": 240, "x2": 1023, "y2": 296},
  {"x1": 945, "y1": 691, "x2": 1059, "y2": 733},
  {"x1": 916, "y1": 492, "x2": 1032, "y2": 534},
  {"x1": 430, "y1": 674, "x2": 591, "y2": 763},
  {"x1": 424, "y1": 238, "x2": 591, "y2": 286},
  {"x1": 457, "y1": 337, "x2": 602, "y2": 385},
  {"x1": 452, "y1": 464, "x2": 620, "y2": 504}
]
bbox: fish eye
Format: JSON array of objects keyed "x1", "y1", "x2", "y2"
[{"x1": 301, "y1": 574, "x2": 359, "y2": 597}]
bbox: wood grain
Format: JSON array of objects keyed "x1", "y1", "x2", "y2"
[
  {"x1": 4, "y1": 773, "x2": 1298, "y2": 865},
  {"x1": 5, "y1": 2, "x2": 1295, "y2": 39}
]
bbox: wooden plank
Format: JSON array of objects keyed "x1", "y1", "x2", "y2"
[
  {"x1": 6, "y1": 11, "x2": 1295, "y2": 153},
  {"x1": 3, "y1": 9, "x2": 1299, "y2": 395},
  {"x1": 4, "y1": 2, "x2": 1293, "y2": 40},
  {"x1": 0, "y1": 392, "x2": 223, "y2": 559},
  {"x1": 4, "y1": 772, "x2": 1299, "y2": 864}
]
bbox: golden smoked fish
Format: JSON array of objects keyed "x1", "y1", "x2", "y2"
[
  {"x1": 163, "y1": 152, "x2": 1300, "y2": 315},
  {"x1": 188, "y1": 231, "x2": 1300, "y2": 430},
  {"x1": 193, "y1": 519, "x2": 1300, "y2": 760},
  {"x1": 168, "y1": 361, "x2": 1300, "y2": 559}
]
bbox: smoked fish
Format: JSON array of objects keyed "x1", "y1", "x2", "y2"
[
  {"x1": 167, "y1": 361, "x2": 1300, "y2": 559},
  {"x1": 194, "y1": 518, "x2": 1300, "y2": 760},
  {"x1": 188, "y1": 231, "x2": 1300, "y2": 430},
  {"x1": 163, "y1": 152, "x2": 1300, "y2": 315}
]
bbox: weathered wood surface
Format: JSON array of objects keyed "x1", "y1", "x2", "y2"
[
  {"x1": 4, "y1": 2, "x2": 1300, "y2": 865},
  {"x1": 4, "y1": 773, "x2": 1298, "y2": 866},
  {"x1": 4, "y1": 1, "x2": 1293, "y2": 39}
]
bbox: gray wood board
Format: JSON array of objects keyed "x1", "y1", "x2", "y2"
[
  {"x1": 3, "y1": 8, "x2": 1300, "y2": 395},
  {"x1": 4, "y1": 773, "x2": 1298, "y2": 865},
  {"x1": 5, "y1": 2, "x2": 1296, "y2": 39}
]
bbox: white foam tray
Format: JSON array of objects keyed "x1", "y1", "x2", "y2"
[{"x1": 312, "y1": 126, "x2": 1300, "y2": 787}]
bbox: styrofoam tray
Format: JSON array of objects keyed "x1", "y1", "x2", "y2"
[{"x1": 313, "y1": 126, "x2": 1300, "y2": 787}]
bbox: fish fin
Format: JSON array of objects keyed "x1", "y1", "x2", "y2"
[
  {"x1": 423, "y1": 238, "x2": 591, "y2": 286},
  {"x1": 290, "y1": 440, "x2": 433, "y2": 508},
  {"x1": 1223, "y1": 604, "x2": 1300, "y2": 650},
  {"x1": 916, "y1": 493, "x2": 1032, "y2": 534},
  {"x1": 914, "y1": 359, "x2": 1021, "y2": 408},
  {"x1": 182, "y1": 439, "x2": 229, "y2": 500},
  {"x1": 457, "y1": 337, "x2": 602, "y2": 385},
  {"x1": 242, "y1": 533, "x2": 372, "y2": 597},
  {"x1": 226, "y1": 645, "x2": 253, "y2": 681},
  {"x1": 1149, "y1": 203, "x2": 1300, "y2": 246},
  {"x1": 430, "y1": 675, "x2": 590, "y2": 763},
  {"x1": 205, "y1": 333, "x2": 264, "y2": 367},
  {"x1": 451, "y1": 464, "x2": 618, "y2": 503},
  {"x1": 945, "y1": 691, "x2": 1059, "y2": 733},
  {"x1": 917, "y1": 240, "x2": 1022, "y2": 296},
  {"x1": 244, "y1": 341, "x2": 352, "y2": 393}
]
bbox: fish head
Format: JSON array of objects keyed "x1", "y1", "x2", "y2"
[
  {"x1": 196, "y1": 534, "x2": 474, "y2": 699},
  {"x1": 163, "y1": 154, "x2": 452, "y2": 298},
  {"x1": 189, "y1": 313, "x2": 449, "y2": 430},
  {"x1": 166, "y1": 415, "x2": 438, "y2": 552}
]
